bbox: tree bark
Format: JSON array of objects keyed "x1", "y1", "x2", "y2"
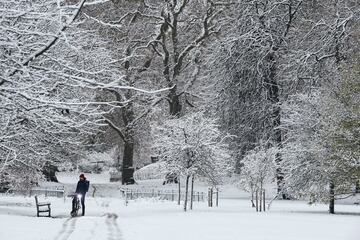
[
  {"x1": 190, "y1": 175, "x2": 195, "y2": 210},
  {"x1": 184, "y1": 175, "x2": 190, "y2": 211},
  {"x1": 264, "y1": 51, "x2": 285, "y2": 199},
  {"x1": 256, "y1": 189, "x2": 258, "y2": 212},
  {"x1": 122, "y1": 137, "x2": 135, "y2": 184},
  {"x1": 356, "y1": 180, "x2": 360, "y2": 193},
  {"x1": 169, "y1": 87, "x2": 182, "y2": 116},
  {"x1": 178, "y1": 177, "x2": 181, "y2": 205},
  {"x1": 251, "y1": 190, "x2": 255, "y2": 207},
  {"x1": 329, "y1": 182, "x2": 335, "y2": 214},
  {"x1": 259, "y1": 187, "x2": 262, "y2": 212}
]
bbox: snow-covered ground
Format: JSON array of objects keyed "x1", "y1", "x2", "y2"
[
  {"x1": 1, "y1": 173, "x2": 359, "y2": 240},
  {"x1": 1, "y1": 191, "x2": 360, "y2": 240}
]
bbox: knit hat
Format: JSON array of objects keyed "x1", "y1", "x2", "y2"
[{"x1": 79, "y1": 173, "x2": 85, "y2": 178}]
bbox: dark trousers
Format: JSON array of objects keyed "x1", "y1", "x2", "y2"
[
  {"x1": 81, "y1": 195, "x2": 85, "y2": 216},
  {"x1": 72, "y1": 194, "x2": 86, "y2": 216}
]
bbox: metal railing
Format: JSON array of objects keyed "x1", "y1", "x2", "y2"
[
  {"x1": 29, "y1": 186, "x2": 65, "y2": 198},
  {"x1": 120, "y1": 187, "x2": 205, "y2": 205}
]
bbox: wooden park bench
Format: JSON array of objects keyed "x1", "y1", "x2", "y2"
[{"x1": 34, "y1": 195, "x2": 51, "y2": 217}]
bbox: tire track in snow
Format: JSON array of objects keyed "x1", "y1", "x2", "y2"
[
  {"x1": 105, "y1": 213, "x2": 123, "y2": 240},
  {"x1": 54, "y1": 217, "x2": 78, "y2": 240}
]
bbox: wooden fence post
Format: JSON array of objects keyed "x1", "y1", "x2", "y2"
[
  {"x1": 125, "y1": 190, "x2": 128, "y2": 206},
  {"x1": 92, "y1": 185, "x2": 97, "y2": 197}
]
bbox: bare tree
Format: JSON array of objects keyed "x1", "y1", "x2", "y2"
[
  {"x1": 153, "y1": 112, "x2": 232, "y2": 211},
  {"x1": 0, "y1": 0, "x2": 167, "y2": 188},
  {"x1": 210, "y1": 0, "x2": 359, "y2": 198},
  {"x1": 280, "y1": 0, "x2": 360, "y2": 213}
]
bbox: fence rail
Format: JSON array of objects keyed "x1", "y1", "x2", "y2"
[
  {"x1": 207, "y1": 187, "x2": 219, "y2": 207},
  {"x1": 10, "y1": 186, "x2": 65, "y2": 198},
  {"x1": 120, "y1": 188, "x2": 205, "y2": 204},
  {"x1": 29, "y1": 187, "x2": 65, "y2": 198}
]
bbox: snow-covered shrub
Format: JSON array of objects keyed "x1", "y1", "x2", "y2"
[
  {"x1": 133, "y1": 162, "x2": 168, "y2": 181},
  {"x1": 281, "y1": 68, "x2": 360, "y2": 212},
  {"x1": 153, "y1": 112, "x2": 232, "y2": 185},
  {"x1": 237, "y1": 146, "x2": 277, "y2": 198},
  {"x1": 152, "y1": 112, "x2": 233, "y2": 210},
  {"x1": 3, "y1": 166, "x2": 44, "y2": 193},
  {"x1": 78, "y1": 151, "x2": 116, "y2": 173}
]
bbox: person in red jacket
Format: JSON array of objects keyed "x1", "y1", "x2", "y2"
[{"x1": 74, "y1": 173, "x2": 89, "y2": 216}]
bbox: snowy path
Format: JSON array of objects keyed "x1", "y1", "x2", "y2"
[
  {"x1": 54, "y1": 217, "x2": 77, "y2": 240},
  {"x1": 54, "y1": 214, "x2": 123, "y2": 240},
  {"x1": 105, "y1": 213, "x2": 123, "y2": 240}
]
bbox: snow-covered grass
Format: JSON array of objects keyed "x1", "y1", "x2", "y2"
[
  {"x1": 120, "y1": 199, "x2": 360, "y2": 240},
  {"x1": 0, "y1": 192, "x2": 359, "y2": 240},
  {"x1": 1, "y1": 173, "x2": 359, "y2": 240}
]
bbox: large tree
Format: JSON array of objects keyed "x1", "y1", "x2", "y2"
[
  {"x1": 0, "y1": 0, "x2": 157, "y2": 188},
  {"x1": 280, "y1": 0, "x2": 360, "y2": 212},
  {"x1": 210, "y1": 0, "x2": 359, "y2": 198},
  {"x1": 82, "y1": 0, "x2": 231, "y2": 183}
]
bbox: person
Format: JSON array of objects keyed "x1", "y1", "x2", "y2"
[{"x1": 73, "y1": 173, "x2": 90, "y2": 216}]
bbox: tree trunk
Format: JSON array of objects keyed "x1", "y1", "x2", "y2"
[
  {"x1": 259, "y1": 187, "x2": 262, "y2": 212},
  {"x1": 184, "y1": 175, "x2": 190, "y2": 211},
  {"x1": 121, "y1": 46, "x2": 136, "y2": 184},
  {"x1": 120, "y1": 89, "x2": 135, "y2": 184},
  {"x1": 256, "y1": 189, "x2": 258, "y2": 212},
  {"x1": 169, "y1": 87, "x2": 182, "y2": 116},
  {"x1": 264, "y1": 52, "x2": 286, "y2": 199},
  {"x1": 251, "y1": 190, "x2": 255, "y2": 207},
  {"x1": 190, "y1": 175, "x2": 195, "y2": 210},
  {"x1": 178, "y1": 177, "x2": 181, "y2": 205},
  {"x1": 329, "y1": 182, "x2": 335, "y2": 214},
  {"x1": 122, "y1": 138, "x2": 135, "y2": 185}
]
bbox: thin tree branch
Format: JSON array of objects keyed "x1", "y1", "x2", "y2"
[{"x1": 9, "y1": 0, "x2": 87, "y2": 76}]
